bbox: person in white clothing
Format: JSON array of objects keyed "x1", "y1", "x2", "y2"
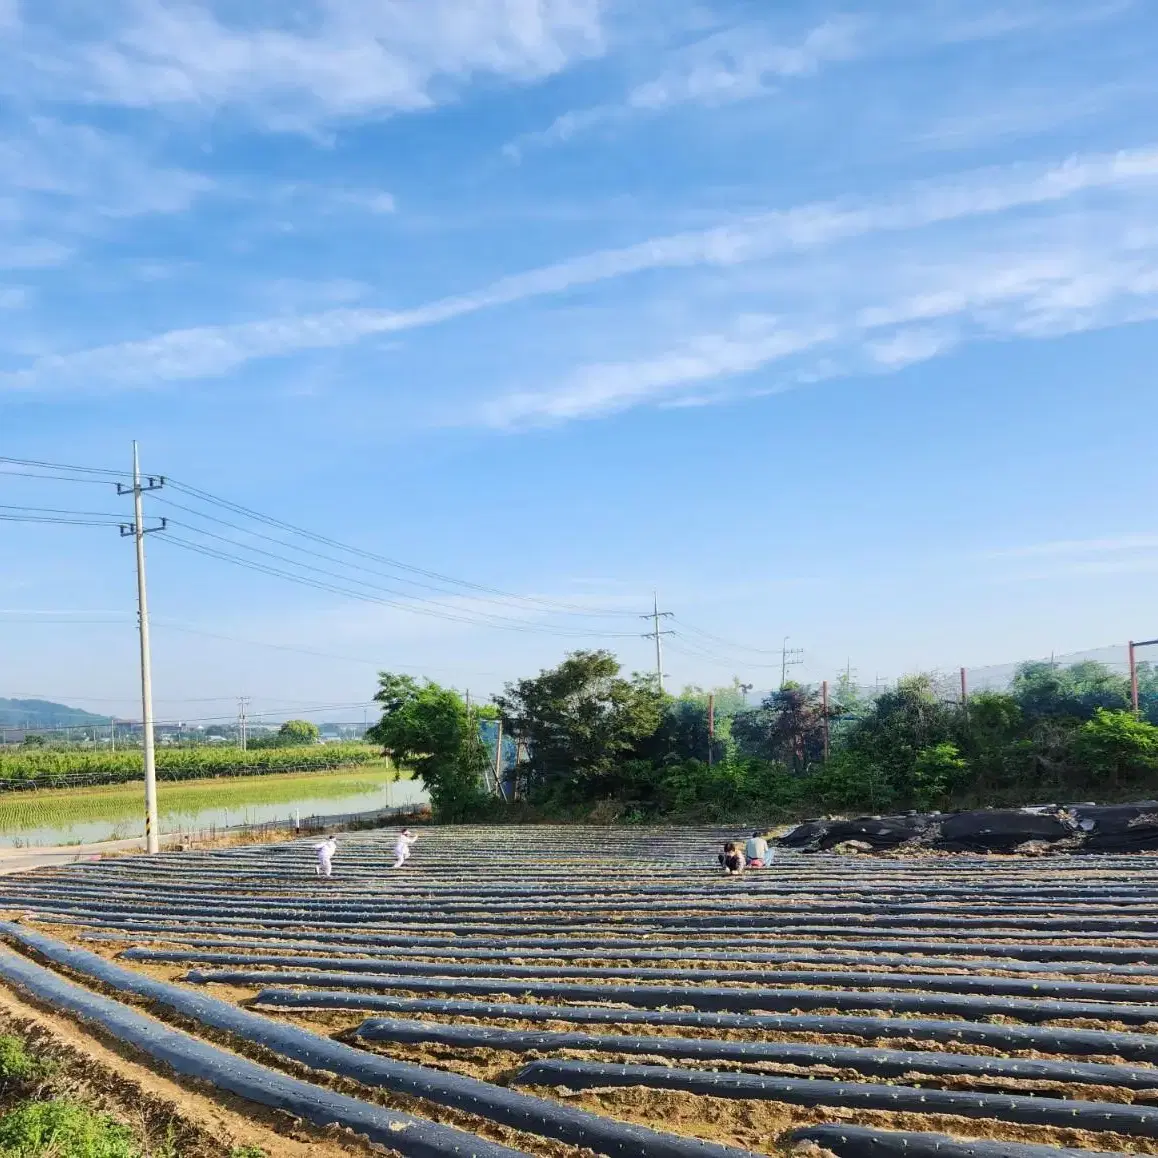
[
  {"x1": 392, "y1": 828, "x2": 417, "y2": 869},
  {"x1": 313, "y1": 836, "x2": 338, "y2": 878},
  {"x1": 745, "y1": 831, "x2": 770, "y2": 867}
]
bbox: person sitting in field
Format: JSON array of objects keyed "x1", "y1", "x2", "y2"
[
  {"x1": 745, "y1": 831, "x2": 769, "y2": 867},
  {"x1": 718, "y1": 841, "x2": 745, "y2": 875}
]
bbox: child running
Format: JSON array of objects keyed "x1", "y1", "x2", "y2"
[
  {"x1": 313, "y1": 835, "x2": 338, "y2": 878},
  {"x1": 392, "y1": 828, "x2": 417, "y2": 869}
]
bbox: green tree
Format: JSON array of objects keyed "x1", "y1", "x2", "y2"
[
  {"x1": 20, "y1": 734, "x2": 45, "y2": 748},
  {"x1": 732, "y1": 683, "x2": 826, "y2": 774},
  {"x1": 277, "y1": 719, "x2": 320, "y2": 745},
  {"x1": 910, "y1": 742, "x2": 968, "y2": 809},
  {"x1": 641, "y1": 683, "x2": 744, "y2": 767},
  {"x1": 1011, "y1": 660, "x2": 1130, "y2": 722},
  {"x1": 494, "y1": 650, "x2": 664, "y2": 800},
  {"x1": 367, "y1": 673, "x2": 491, "y2": 820},
  {"x1": 1071, "y1": 708, "x2": 1158, "y2": 791},
  {"x1": 838, "y1": 674, "x2": 955, "y2": 806}
]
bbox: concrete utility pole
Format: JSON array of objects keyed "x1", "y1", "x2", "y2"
[
  {"x1": 779, "y1": 636, "x2": 804, "y2": 688},
  {"x1": 117, "y1": 443, "x2": 166, "y2": 855},
  {"x1": 238, "y1": 697, "x2": 250, "y2": 752},
  {"x1": 640, "y1": 592, "x2": 674, "y2": 693}
]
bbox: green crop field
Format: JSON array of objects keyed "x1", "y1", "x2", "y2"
[
  {"x1": 0, "y1": 762, "x2": 408, "y2": 835},
  {"x1": 0, "y1": 742, "x2": 379, "y2": 790}
]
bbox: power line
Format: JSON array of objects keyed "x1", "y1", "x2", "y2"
[
  {"x1": 161, "y1": 516, "x2": 620, "y2": 633},
  {"x1": 163, "y1": 477, "x2": 638, "y2": 618},
  {"x1": 0, "y1": 455, "x2": 128, "y2": 478},
  {"x1": 158, "y1": 533, "x2": 641, "y2": 638},
  {"x1": 150, "y1": 619, "x2": 505, "y2": 678},
  {"x1": 153, "y1": 494, "x2": 629, "y2": 620},
  {"x1": 675, "y1": 619, "x2": 790, "y2": 656}
]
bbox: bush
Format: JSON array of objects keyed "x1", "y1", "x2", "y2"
[
  {"x1": 0, "y1": 1038, "x2": 40, "y2": 1083},
  {"x1": 1071, "y1": 709, "x2": 1158, "y2": 790},
  {"x1": 0, "y1": 1099, "x2": 138, "y2": 1158}
]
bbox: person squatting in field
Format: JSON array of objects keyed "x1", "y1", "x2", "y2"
[
  {"x1": 718, "y1": 841, "x2": 745, "y2": 875},
  {"x1": 392, "y1": 828, "x2": 417, "y2": 869},
  {"x1": 314, "y1": 835, "x2": 338, "y2": 877}
]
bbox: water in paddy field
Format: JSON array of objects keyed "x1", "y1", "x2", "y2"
[{"x1": 0, "y1": 772, "x2": 430, "y2": 849}]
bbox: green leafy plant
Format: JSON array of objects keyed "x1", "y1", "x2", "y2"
[
  {"x1": 0, "y1": 1099, "x2": 138, "y2": 1157},
  {"x1": 0, "y1": 1037, "x2": 42, "y2": 1083}
]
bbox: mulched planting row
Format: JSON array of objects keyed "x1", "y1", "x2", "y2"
[{"x1": 6, "y1": 824, "x2": 1158, "y2": 1157}]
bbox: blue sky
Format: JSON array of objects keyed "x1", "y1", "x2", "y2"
[{"x1": 3, "y1": 0, "x2": 1158, "y2": 724}]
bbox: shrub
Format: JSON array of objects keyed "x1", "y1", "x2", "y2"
[{"x1": 0, "y1": 1099, "x2": 138, "y2": 1158}]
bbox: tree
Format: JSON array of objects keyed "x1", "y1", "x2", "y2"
[
  {"x1": 641, "y1": 683, "x2": 743, "y2": 767},
  {"x1": 20, "y1": 734, "x2": 45, "y2": 748},
  {"x1": 1011, "y1": 660, "x2": 1129, "y2": 722},
  {"x1": 1071, "y1": 709, "x2": 1158, "y2": 791},
  {"x1": 494, "y1": 650, "x2": 664, "y2": 800},
  {"x1": 910, "y1": 742, "x2": 968, "y2": 809},
  {"x1": 731, "y1": 683, "x2": 826, "y2": 773},
  {"x1": 839, "y1": 674, "x2": 956, "y2": 806},
  {"x1": 366, "y1": 673, "x2": 491, "y2": 820},
  {"x1": 277, "y1": 719, "x2": 320, "y2": 745}
]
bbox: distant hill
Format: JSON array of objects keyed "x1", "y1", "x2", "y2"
[{"x1": 0, "y1": 698, "x2": 111, "y2": 729}]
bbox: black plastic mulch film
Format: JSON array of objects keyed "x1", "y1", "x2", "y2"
[
  {"x1": 785, "y1": 1124, "x2": 1128, "y2": 1158},
  {"x1": 349, "y1": 1015, "x2": 1158, "y2": 1090},
  {"x1": 253, "y1": 990, "x2": 1158, "y2": 1062},
  {"x1": 178, "y1": 966, "x2": 1158, "y2": 1024},
  {"x1": 118, "y1": 946, "x2": 1158, "y2": 1003},
  {"x1": 513, "y1": 1059, "x2": 1158, "y2": 1137},
  {"x1": 9, "y1": 828, "x2": 1158, "y2": 1158},
  {"x1": 0, "y1": 943, "x2": 524, "y2": 1158},
  {"x1": 0, "y1": 923, "x2": 760, "y2": 1158}
]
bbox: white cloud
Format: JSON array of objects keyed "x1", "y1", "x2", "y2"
[
  {"x1": 482, "y1": 319, "x2": 837, "y2": 426},
  {"x1": 11, "y1": 0, "x2": 607, "y2": 131},
  {"x1": 6, "y1": 142, "x2": 1158, "y2": 393},
  {"x1": 0, "y1": 285, "x2": 30, "y2": 308},
  {"x1": 0, "y1": 118, "x2": 212, "y2": 219},
  {"x1": 477, "y1": 227, "x2": 1158, "y2": 426},
  {"x1": 507, "y1": 16, "x2": 863, "y2": 157}
]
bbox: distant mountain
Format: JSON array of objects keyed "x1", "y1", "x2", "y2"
[{"x1": 0, "y1": 698, "x2": 111, "y2": 729}]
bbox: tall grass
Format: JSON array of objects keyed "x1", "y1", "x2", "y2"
[{"x1": 0, "y1": 743, "x2": 378, "y2": 791}]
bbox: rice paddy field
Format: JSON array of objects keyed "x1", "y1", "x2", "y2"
[
  {"x1": 0, "y1": 764, "x2": 422, "y2": 848},
  {"x1": 2, "y1": 827, "x2": 1158, "y2": 1157}
]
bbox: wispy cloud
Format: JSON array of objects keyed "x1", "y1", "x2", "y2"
[
  {"x1": 986, "y1": 535, "x2": 1158, "y2": 559},
  {"x1": 9, "y1": 0, "x2": 607, "y2": 132},
  {"x1": 506, "y1": 17, "x2": 863, "y2": 157},
  {"x1": 478, "y1": 222, "x2": 1158, "y2": 426},
  {"x1": 0, "y1": 118, "x2": 212, "y2": 219},
  {"x1": 5, "y1": 142, "x2": 1158, "y2": 393}
]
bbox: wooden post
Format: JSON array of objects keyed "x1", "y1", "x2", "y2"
[
  {"x1": 960, "y1": 667, "x2": 968, "y2": 707},
  {"x1": 707, "y1": 694, "x2": 715, "y2": 767},
  {"x1": 493, "y1": 718, "x2": 504, "y2": 797},
  {"x1": 821, "y1": 680, "x2": 830, "y2": 761}
]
